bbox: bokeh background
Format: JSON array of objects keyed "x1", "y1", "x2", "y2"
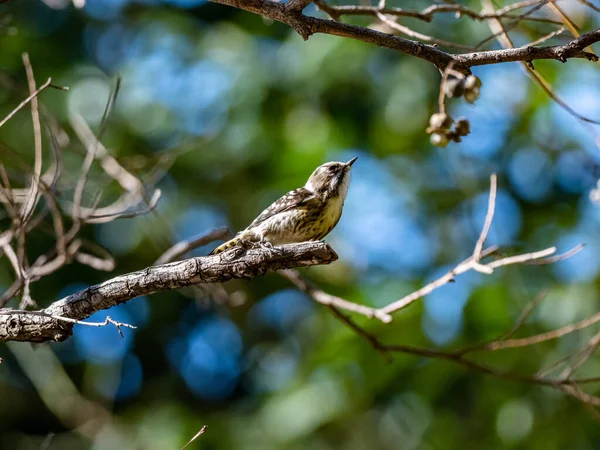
[{"x1": 1, "y1": 0, "x2": 600, "y2": 448}]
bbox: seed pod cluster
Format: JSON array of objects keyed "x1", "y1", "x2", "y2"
[
  {"x1": 443, "y1": 75, "x2": 466, "y2": 98},
  {"x1": 444, "y1": 74, "x2": 482, "y2": 104},
  {"x1": 463, "y1": 75, "x2": 481, "y2": 104},
  {"x1": 427, "y1": 113, "x2": 471, "y2": 147},
  {"x1": 428, "y1": 73, "x2": 481, "y2": 146}
]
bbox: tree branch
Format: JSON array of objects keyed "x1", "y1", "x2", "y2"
[
  {"x1": 286, "y1": 0, "x2": 313, "y2": 12},
  {"x1": 208, "y1": 0, "x2": 600, "y2": 69},
  {"x1": 0, "y1": 242, "x2": 338, "y2": 343},
  {"x1": 315, "y1": 0, "x2": 561, "y2": 24}
]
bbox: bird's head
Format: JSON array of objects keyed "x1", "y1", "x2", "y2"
[{"x1": 305, "y1": 157, "x2": 357, "y2": 198}]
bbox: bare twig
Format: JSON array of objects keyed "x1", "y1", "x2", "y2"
[
  {"x1": 579, "y1": 0, "x2": 600, "y2": 13},
  {"x1": 526, "y1": 243, "x2": 585, "y2": 264},
  {"x1": 376, "y1": 174, "x2": 574, "y2": 317},
  {"x1": 1, "y1": 242, "x2": 23, "y2": 281},
  {"x1": 316, "y1": 0, "x2": 561, "y2": 24},
  {"x1": 559, "y1": 331, "x2": 600, "y2": 380},
  {"x1": 481, "y1": 0, "x2": 600, "y2": 134},
  {"x1": 0, "y1": 77, "x2": 53, "y2": 128},
  {"x1": 280, "y1": 269, "x2": 392, "y2": 322},
  {"x1": 377, "y1": 246, "x2": 498, "y2": 315},
  {"x1": 0, "y1": 310, "x2": 136, "y2": 338},
  {"x1": 469, "y1": 311, "x2": 600, "y2": 352},
  {"x1": 376, "y1": 12, "x2": 474, "y2": 50},
  {"x1": 69, "y1": 112, "x2": 143, "y2": 193},
  {"x1": 475, "y1": 0, "x2": 551, "y2": 49},
  {"x1": 20, "y1": 53, "x2": 44, "y2": 224},
  {"x1": 525, "y1": 26, "x2": 565, "y2": 47},
  {"x1": 181, "y1": 425, "x2": 208, "y2": 450},
  {"x1": 72, "y1": 78, "x2": 122, "y2": 222},
  {"x1": 322, "y1": 297, "x2": 600, "y2": 413},
  {"x1": 473, "y1": 173, "x2": 497, "y2": 262}
]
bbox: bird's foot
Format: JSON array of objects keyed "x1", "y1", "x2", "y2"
[
  {"x1": 258, "y1": 240, "x2": 284, "y2": 255},
  {"x1": 225, "y1": 238, "x2": 255, "y2": 258}
]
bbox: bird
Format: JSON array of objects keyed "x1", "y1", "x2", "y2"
[{"x1": 209, "y1": 157, "x2": 357, "y2": 255}]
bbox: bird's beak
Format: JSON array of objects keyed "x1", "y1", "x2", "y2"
[{"x1": 345, "y1": 156, "x2": 358, "y2": 167}]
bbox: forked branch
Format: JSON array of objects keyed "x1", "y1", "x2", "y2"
[
  {"x1": 284, "y1": 174, "x2": 581, "y2": 322},
  {"x1": 207, "y1": 0, "x2": 600, "y2": 70}
]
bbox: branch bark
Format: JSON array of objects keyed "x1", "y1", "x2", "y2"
[
  {"x1": 208, "y1": 0, "x2": 600, "y2": 70},
  {"x1": 0, "y1": 242, "x2": 338, "y2": 343}
]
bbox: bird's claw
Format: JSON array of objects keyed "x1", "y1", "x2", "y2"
[{"x1": 258, "y1": 240, "x2": 284, "y2": 255}]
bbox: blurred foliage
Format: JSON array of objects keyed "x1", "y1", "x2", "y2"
[{"x1": 1, "y1": 0, "x2": 600, "y2": 448}]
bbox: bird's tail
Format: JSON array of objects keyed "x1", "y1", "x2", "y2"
[{"x1": 209, "y1": 231, "x2": 254, "y2": 255}]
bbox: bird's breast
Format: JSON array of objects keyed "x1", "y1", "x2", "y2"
[{"x1": 322, "y1": 195, "x2": 344, "y2": 226}]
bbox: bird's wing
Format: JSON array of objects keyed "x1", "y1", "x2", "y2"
[{"x1": 247, "y1": 187, "x2": 314, "y2": 229}]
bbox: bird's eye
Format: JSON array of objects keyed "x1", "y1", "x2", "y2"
[{"x1": 327, "y1": 166, "x2": 337, "y2": 173}]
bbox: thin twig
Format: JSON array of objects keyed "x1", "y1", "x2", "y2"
[
  {"x1": 0, "y1": 309, "x2": 136, "y2": 338},
  {"x1": 559, "y1": 331, "x2": 600, "y2": 380},
  {"x1": 280, "y1": 269, "x2": 392, "y2": 322},
  {"x1": 526, "y1": 243, "x2": 585, "y2": 264},
  {"x1": 0, "y1": 77, "x2": 53, "y2": 128},
  {"x1": 579, "y1": 0, "x2": 600, "y2": 13},
  {"x1": 316, "y1": 0, "x2": 562, "y2": 24},
  {"x1": 475, "y1": 0, "x2": 551, "y2": 49},
  {"x1": 473, "y1": 173, "x2": 497, "y2": 262},
  {"x1": 480, "y1": 0, "x2": 600, "y2": 137},
  {"x1": 524, "y1": 26, "x2": 565, "y2": 47},
  {"x1": 376, "y1": 12, "x2": 473, "y2": 50},
  {"x1": 375, "y1": 174, "x2": 572, "y2": 317},
  {"x1": 20, "y1": 53, "x2": 44, "y2": 224},
  {"x1": 181, "y1": 425, "x2": 208, "y2": 450},
  {"x1": 468, "y1": 311, "x2": 600, "y2": 352}
]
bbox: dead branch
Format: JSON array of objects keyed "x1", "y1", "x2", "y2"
[
  {"x1": 376, "y1": 12, "x2": 474, "y2": 50},
  {"x1": 0, "y1": 79, "x2": 164, "y2": 309},
  {"x1": 580, "y1": 0, "x2": 600, "y2": 13},
  {"x1": 375, "y1": 174, "x2": 579, "y2": 318},
  {"x1": 481, "y1": 0, "x2": 600, "y2": 131},
  {"x1": 207, "y1": 0, "x2": 600, "y2": 70},
  {"x1": 0, "y1": 241, "x2": 338, "y2": 343},
  {"x1": 181, "y1": 426, "x2": 208, "y2": 450},
  {"x1": 68, "y1": 112, "x2": 162, "y2": 223},
  {"x1": 19, "y1": 53, "x2": 44, "y2": 225},
  {"x1": 280, "y1": 269, "x2": 391, "y2": 322},
  {"x1": 0, "y1": 77, "x2": 53, "y2": 128},
  {"x1": 327, "y1": 298, "x2": 600, "y2": 412},
  {"x1": 315, "y1": 0, "x2": 561, "y2": 24}
]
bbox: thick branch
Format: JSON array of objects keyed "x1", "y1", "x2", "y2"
[
  {"x1": 208, "y1": 0, "x2": 600, "y2": 69},
  {"x1": 0, "y1": 242, "x2": 337, "y2": 343},
  {"x1": 212, "y1": 0, "x2": 453, "y2": 67},
  {"x1": 286, "y1": 0, "x2": 312, "y2": 11}
]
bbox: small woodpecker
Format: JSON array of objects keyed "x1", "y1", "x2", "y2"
[{"x1": 210, "y1": 157, "x2": 357, "y2": 255}]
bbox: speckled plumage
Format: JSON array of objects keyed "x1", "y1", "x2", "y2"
[{"x1": 210, "y1": 157, "x2": 357, "y2": 255}]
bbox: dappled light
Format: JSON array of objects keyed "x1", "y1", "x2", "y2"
[{"x1": 1, "y1": 0, "x2": 600, "y2": 448}]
